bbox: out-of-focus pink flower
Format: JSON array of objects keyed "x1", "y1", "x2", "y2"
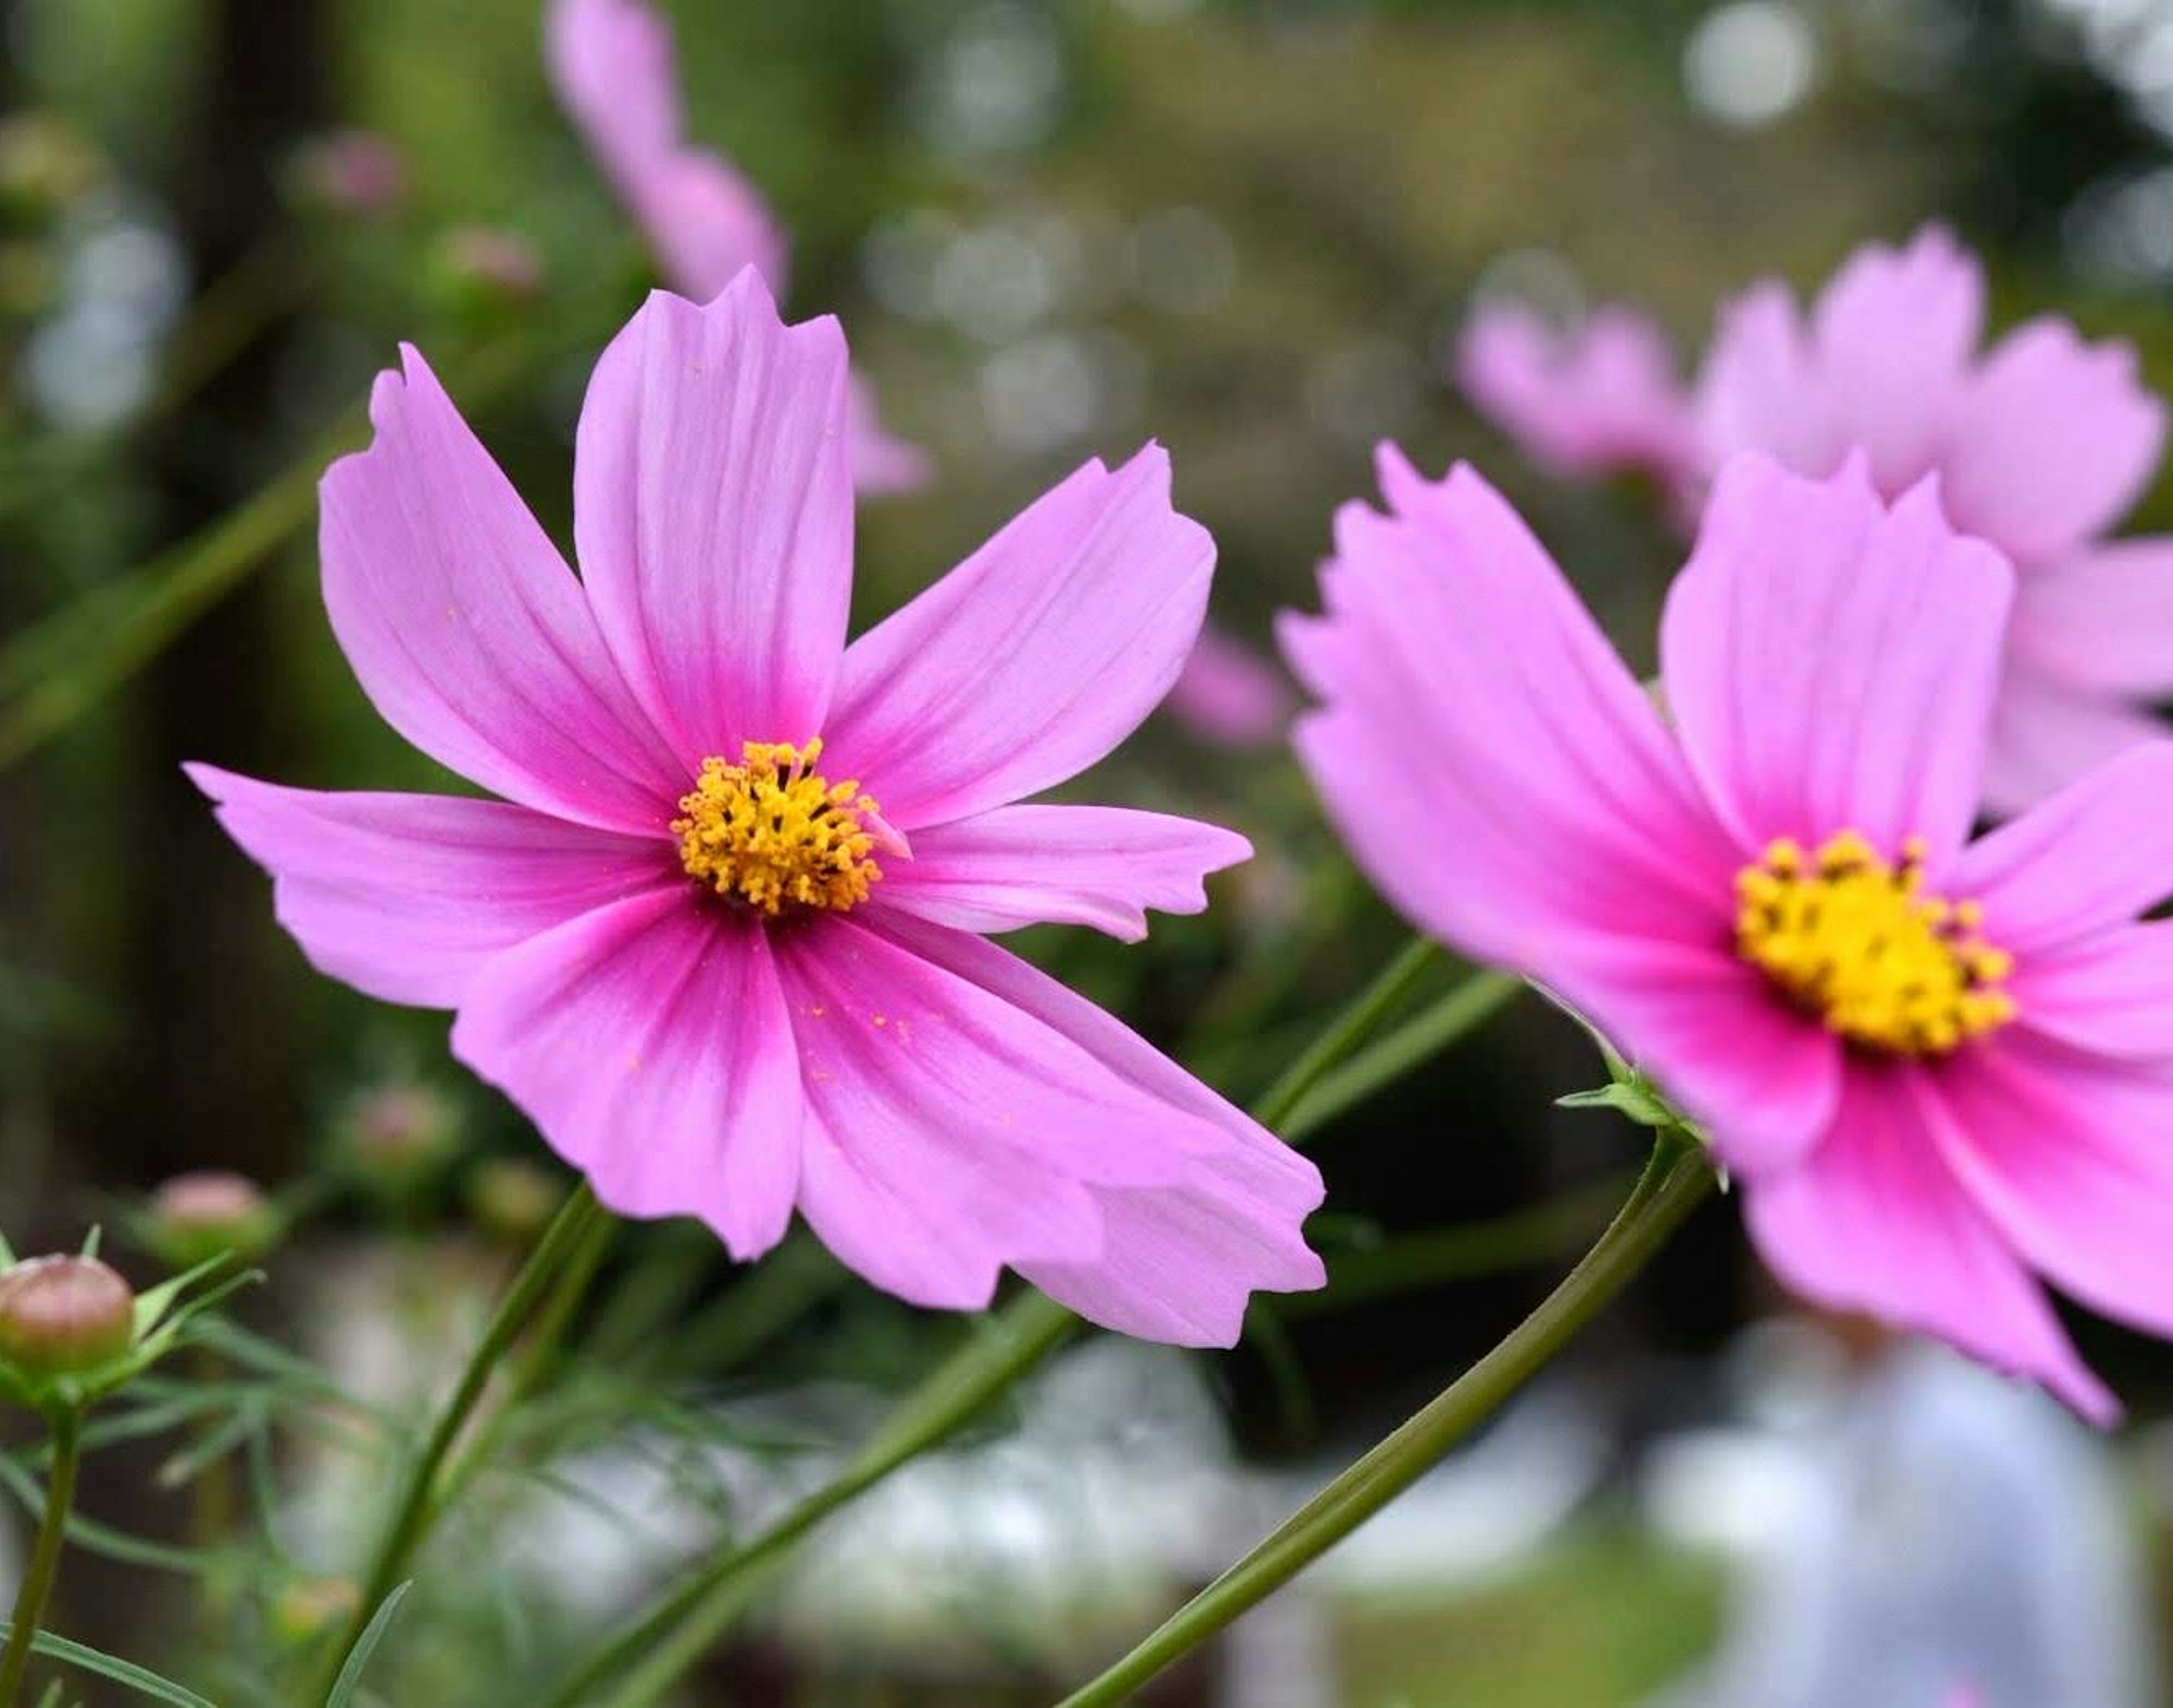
[
  {"x1": 435, "y1": 226, "x2": 546, "y2": 302},
  {"x1": 194, "y1": 273, "x2": 1322, "y2": 1343},
  {"x1": 1286, "y1": 445, "x2": 2173, "y2": 1423},
  {"x1": 1455, "y1": 303, "x2": 1700, "y2": 490},
  {"x1": 291, "y1": 130, "x2": 407, "y2": 218},
  {"x1": 1163, "y1": 623, "x2": 1293, "y2": 748},
  {"x1": 1457, "y1": 227, "x2": 2172, "y2": 814},
  {"x1": 546, "y1": 0, "x2": 925, "y2": 493}
]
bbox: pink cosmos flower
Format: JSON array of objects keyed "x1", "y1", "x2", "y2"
[
  {"x1": 546, "y1": 0, "x2": 929, "y2": 494},
  {"x1": 191, "y1": 272, "x2": 1324, "y2": 1344},
  {"x1": 1455, "y1": 227, "x2": 2171, "y2": 814},
  {"x1": 1454, "y1": 302, "x2": 1699, "y2": 487},
  {"x1": 1284, "y1": 445, "x2": 2173, "y2": 1422},
  {"x1": 290, "y1": 130, "x2": 407, "y2": 218},
  {"x1": 1163, "y1": 623, "x2": 1294, "y2": 749}
]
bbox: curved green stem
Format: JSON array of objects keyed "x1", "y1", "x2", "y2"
[
  {"x1": 0, "y1": 1409, "x2": 81, "y2": 1708},
  {"x1": 1054, "y1": 1133, "x2": 1717, "y2": 1707},
  {"x1": 308, "y1": 1182, "x2": 605, "y2": 1700},
  {"x1": 1280, "y1": 968, "x2": 1521, "y2": 1145},
  {"x1": 542, "y1": 935, "x2": 1490, "y2": 1708}
]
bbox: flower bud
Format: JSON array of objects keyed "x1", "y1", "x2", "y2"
[
  {"x1": 147, "y1": 1171, "x2": 276, "y2": 1269},
  {"x1": 286, "y1": 130, "x2": 406, "y2": 218},
  {"x1": 466, "y1": 1158, "x2": 564, "y2": 1247},
  {"x1": 0, "y1": 1256, "x2": 135, "y2": 1376},
  {"x1": 428, "y1": 225, "x2": 544, "y2": 329},
  {"x1": 269, "y1": 1575, "x2": 362, "y2": 1646},
  {"x1": 336, "y1": 1081, "x2": 459, "y2": 1193}
]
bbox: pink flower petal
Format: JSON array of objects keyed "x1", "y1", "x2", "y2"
[
  {"x1": 1162, "y1": 622, "x2": 1294, "y2": 748},
  {"x1": 1952, "y1": 741, "x2": 2173, "y2": 952},
  {"x1": 1548, "y1": 930, "x2": 1842, "y2": 1176},
  {"x1": 1939, "y1": 319, "x2": 2165, "y2": 563},
  {"x1": 2005, "y1": 922, "x2": 2173, "y2": 1059},
  {"x1": 319, "y1": 347, "x2": 681, "y2": 833},
  {"x1": 825, "y1": 446, "x2": 1214, "y2": 829},
  {"x1": 1659, "y1": 453, "x2": 2012, "y2": 875},
  {"x1": 1743, "y1": 1063, "x2": 2116, "y2": 1425},
  {"x1": 1693, "y1": 280, "x2": 1834, "y2": 477},
  {"x1": 847, "y1": 371, "x2": 932, "y2": 496},
  {"x1": 1981, "y1": 661, "x2": 2168, "y2": 818},
  {"x1": 1454, "y1": 301, "x2": 1699, "y2": 485},
  {"x1": 776, "y1": 915, "x2": 1256, "y2": 1311},
  {"x1": 546, "y1": 0, "x2": 789, "y2": 300},
  {"x1": 1282, "y1": 452, "x2": 1741, "y2": 974},
  {"x1": 450, "y1": 888, "x2": 805, "y2": 1261},
  {"x1": 1931, "y1": 1031, "x2": 2173, "y2": 1352},
  {"x1": 875, "y1": 913, "x2": 1325, "y2": 1344},
  {"x1": 870, "y1": 804, "x2": 1250, "y2": 941},
  {"x1": 2009, "y1": 539, "x2": 2173, "y2": 699},
  {"x1": 187, "y1": 765, "x2": 671, "y2": 1009},
  {"x1": 1803, "y1": 224, "x2": 1983, "y2": 495},
  {"x1": 572, "y1": 276, "x2": 853, "y2": 765}
]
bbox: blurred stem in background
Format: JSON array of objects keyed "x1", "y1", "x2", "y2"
[
  {"x1": 308, "y1": 1181, "x2": 608, "y2": 1699},
  {"x1": 1056, "y1": 1125, "x2": 1718, "y2": 1708},
  {"x1": 542, "y1": 940, "x2": 1524, "y2": 1708},
  {"x1": 0, "y1": 1407, "x2": 79, "y2": 1708}
]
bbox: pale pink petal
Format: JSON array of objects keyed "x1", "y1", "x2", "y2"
[
  {"x1": 450, "y1": 889, "x2": 804, "y2": 1260},
  {"x1": 874, "y1": 913, "x2": 1324, "y2": 1344},
  {"x1": 319, "y1": 347, "x2": 681, "y2": 833},
  {"x1": 2008, "y1": 539, "x2": 2173, "y2": 698},
  {"x1": 847, "y1": 371, "x2": 931, "y2": 496},
  {"x1": 1455, "y1": 302, "x2": 1699, "y2": 484},
  {"x1": 546, "y1": 0, "x2": 789, "y2": 300},
  {"x1": 572, "y1": 276, "x2": 853, "y2": 765},
  {"x1": 1544, "y1": 931, "x2": 1842, "y2": 1176},
  {"x1": 824, "y1": 446, "x2": 1213, "y2": 829},
  {"x1": 1743, "y1": 1064, "x2": 2116, "y2": 1424},
  {"x1": 1282, "y1": 451, "x2": 1743, "y2": 976},
  {"x1": 1952, "y1": 741, "x2": 2173, "y2": 951},
  {"x1": 1981, "y1": 662, "x2": 2168, "y2": 817},
  {"x1": 1693, "y1": 281, "x2": 1835, "y2": 476},
  {"x1": 870, "y1": 804, "x2": 1249, "y2": 941},
  {"x1": 1806, "y1": 225, "x2": 1983, "y2": 494},
  {"x1": 1659, "y1": 453, "x2": 2012, "y2": 875},
  {"x1": 1931, "y1": 1031, "x2": 2173, "y2": 1352},
  {"x1": 187, "y1": 765, "x2": 670, "y2": 1008},
  {"x1": 1162, "y1": 622, "x2": 1293, "y2": 748},
  {"x1": 2004, "y1": 922, "x2": 2173, "y2": 1059},
  {"x1": 1939, "y1": 319, "x2": 2165, "y2": 562}
]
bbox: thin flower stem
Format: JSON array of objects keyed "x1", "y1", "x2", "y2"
[
  {"x1": 1054, "y1": 1131, "x2": 1717, "y2": 1708},
  {"x1": 0, "y1": 1409, "x2": 82, "y2": 1708},
  {"x1": 307, "y1": 1181, "x2": 607, "y2": 1701},
  {"x1": 1279, "y1": 967, "x2": 1522, "y2": 1144},
  {"x1": 541, "y1": 935, "x2": 1501, "y2": 1708}
]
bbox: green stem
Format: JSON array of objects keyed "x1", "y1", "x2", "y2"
[
  {"x1": 307, "y1": 1182, "x2": 605, "y2": 1701},
  {"x1": 542, "y1": 933, "x2": 1471, "y2": 1708},
  {"x1": 1280, "y1": 968, "x2": 1521, "y2": 1145},
  {"x1": 0, "y1": 1410, "x2": 81, "y2": 1708},
  {"x1": 1054, "y1": 1133, "x2": 1717, "y2": 1708}
]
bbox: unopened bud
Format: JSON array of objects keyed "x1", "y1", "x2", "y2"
[
  {"x1": 287, "y1": 130, "x2": 406, "y2": 218},
  {"x1": 148, "y1": 1171, "x2": 275, "y2": 1269},
  {"x1": 466, "y1": 1158, "x2": 564, "y2": 1246},
  {"x1": 269, "y1": 1575, "x2": 362, "y2": 1646},
  {"x1": 0, "y1": 1256, "x2": 135, "y2": 1376},
  {"x1": 429, "y1": 225, "x2": 544, "y2": 326},
  {"x1": 337, "y1": 1081, "x2": 459, "y2": 1188}
]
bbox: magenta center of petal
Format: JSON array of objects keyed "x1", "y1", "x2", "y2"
[
  {"x1": 1733, "y1": 830, "x2": 2015, "y2": 1056},
  {"x1": 672, "y1": 738, "x2": 883, "y2": 915}
]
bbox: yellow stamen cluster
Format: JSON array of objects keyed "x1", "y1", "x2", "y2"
[
  {"x1": 673, "y1": 739, "x2": 882, "y2": 914},
  {"x1": 1734, "y1": 830, "x2": 2015, "y2": 1056}
]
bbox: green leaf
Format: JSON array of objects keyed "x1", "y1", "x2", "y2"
[
  {"x1": 324, "y1": 1581, "x2": 413, "y2": 1708},
  {"x1": 78, "y1": 1227, "x2": 101, "y2": 1262},
  {"x1": 0, "y1": 1625, "x2": 216, "y2": 1708},
  {"x1": 0, "y1": 1231, "x2": 17, "y2": 1268}
]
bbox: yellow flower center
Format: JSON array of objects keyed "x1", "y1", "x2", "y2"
[
  {"x1": 1733, "y1": 830, "x2": 2015, "y2": 1056},
  {"x1": 673, "y1": 739, "x2": 882, "y2": 915}
]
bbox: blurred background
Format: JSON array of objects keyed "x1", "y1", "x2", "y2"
[{"x1": 5, "y1": 0, "x2": 2173, "y2": 1702}]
